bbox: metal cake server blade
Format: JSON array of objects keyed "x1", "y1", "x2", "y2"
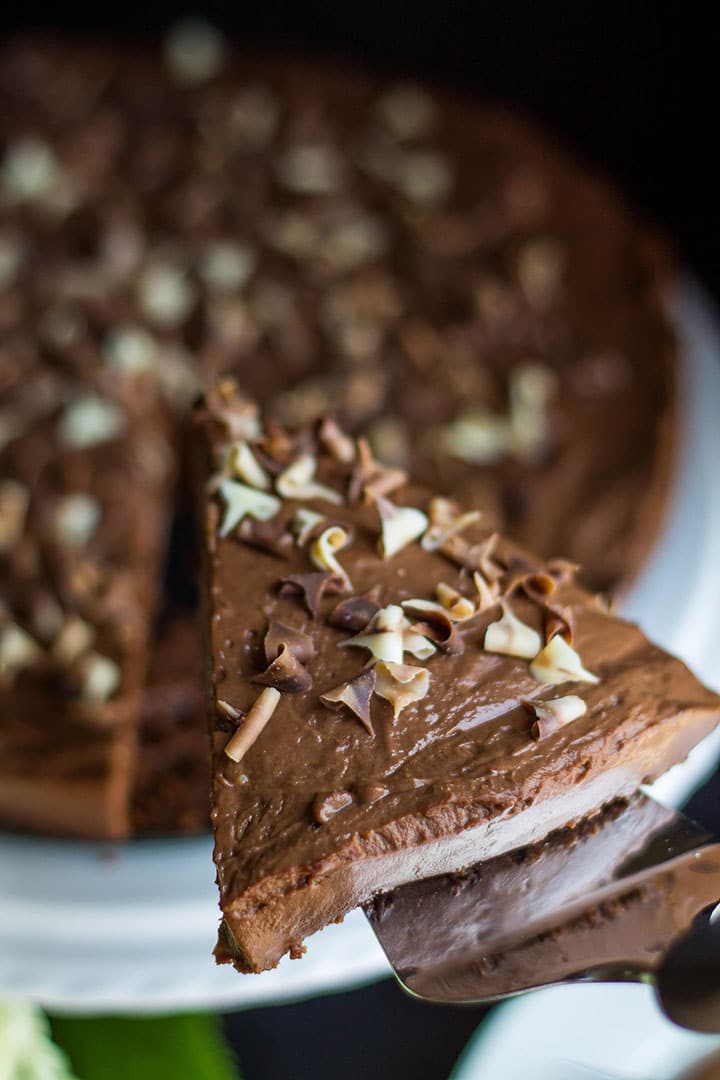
[{"x1": 365, "y1": 792, "x2": 720, "y2": 1032}]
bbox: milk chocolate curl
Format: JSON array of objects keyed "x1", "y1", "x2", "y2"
[
  {"x1": 253, "y1": 642, "x2": 312, "y2": 693},
  {"x1": 402, "y1": 600, "x2": 464, "y2": 654},
  {"x1": 473, "y1": 570, "x2": 500, "y2": 612},
  {"x1": 421, "y1": 497, "x2": 481, "y2": 552},
  {"x1": 238, "y1": 516, "x2": 293, "y2": 558},
  {"x1": 264, "y1": 621, "x2": 315, "y2": 664},
  {"x1": 328, "y1": 593, "x2": 382, "y2": 633},
  {"x1": 320, "y1": 669, "x2": 377, "y2": 734},
  {"x1": 205, "y1": 378, "x2": 261, "y2": 441},
  {"x1": 318, "y1": 416, "x2": 356, "y2": 463},
  {"x1": 279, "y1": 571, "x2": 345, "y2": 617},
  {"x1": 526, "y1": 694, "x2": 587, "y2": 739},
  {"x1": 374, "y1": 661, "x2": 430, "y2": 718},
  {"x1": 547, "y1": 557, "x2": 581, "y2": 586},
  {"x1": 348, "y1": 437, "x2": 406, "y2": 503},
  {"x1": 503, "y1": 570, "x2": 557, "y2": 604},
  {"x1": 440, "y1": 530, "x2": 504, "y2": 579},
  {"x1": 544, "y1": 603, "x2": 574, "y2": 645},
  {"x1": 224, "y1": 687, "x2": 281, "y2": 762},
  {"x1": 409, "y1": 614, "x2": 464, "y2": 655}
]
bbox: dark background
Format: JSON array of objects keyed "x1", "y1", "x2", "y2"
[{"x1": 4, "y1": 5, "x2": 717, "y2": 1077}]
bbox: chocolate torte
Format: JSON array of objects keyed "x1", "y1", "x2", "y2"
[
  {"x1": 196, "y1": 386, "x2": 720, "y2": 973},
  {"x1": 0, "y1": 27, "x2": 679, "y2": 838}
]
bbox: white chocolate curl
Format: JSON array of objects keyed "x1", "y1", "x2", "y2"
[
  {"x1": 310, "y1": 526, "x2": 352, "y2": 590},
  {"x1": 484, "y1": 602, "x2": 542, "y2": 660},
  {"x1": 276, "y1": 453, "x2": 343, "y2": 504},
  {"x1": 435, "y1": 582, "x2": 475, "y2": 621},
  {"x1": 339, "y1": 604, "x2": 405, "y2": 664},
  {"x1": 529, "y1": 635, "x2": 599, "y2": 686},
  {"x1": 528, "y1": 695, "x2": 587, "y2": 739},
  {"x1": 292, "y1": 508, "x2": 325, "y2": 546},
  {"x1": 421, "y1": 498, "x2": 481, "y2": 552},
  {"x1": 226, "y1": 441, "x2": 271, "y2": 490},
  {"x1": 473, "y1": 570, "x2": 499, "y2": 612},
  {"x1": 218, "y1": 479, "x2": 281, "y2": 537},
  {"x1": 374, "y1": 661, "x2": 430, "y2": 718},
  {"x1": 375, "y1": 494, "x2": 428, "y2": 558},
  {"x1": 224, "y1": 687, "x2": 281, "y2": 763},
  {"x1": 401, "y1": 622, "x2": 437, "y2": 661}
]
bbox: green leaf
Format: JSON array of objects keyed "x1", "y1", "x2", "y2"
[{"x1": 49, "y1": 1013, "x2": 239, "y2": 1080}]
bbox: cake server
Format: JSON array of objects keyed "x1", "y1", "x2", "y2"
[{"x1": 365, "y1": 792, "x2": 720, "y2": 1032}]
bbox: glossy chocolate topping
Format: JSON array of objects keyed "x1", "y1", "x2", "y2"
[{"x1": 197, "y1": 387, "x2": 720, "y2": 973}]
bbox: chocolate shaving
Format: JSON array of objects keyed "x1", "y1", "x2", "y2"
[
  {"x1": 312, "y1": 789, "x2": 354, "y2": 824},
  {"x1": 405, "y1": 606, "x2": 464, "y2": 655},
  {"x1": 328, "y1": 592, "x2": 382, "y2": 634},
  {"x1": 320, "y1": 669, "x2": 377, "y2": 734},
  {"x1": 363, "y1": 466, "x2": 409, "y2": 503},
  {"x1": 237, "y1": 517, "x2": 293, "y2": 558},
  {"x1": 347, "y1": 438, "x2": 376, "y2": 503},
  {"x1": 544, "y1": 603, "x2": 574, "y2": 644},
  {"x1": 317, "y1": 416, "x2": 356, "y2": 464},
  {"x1": 253, "y1": 421, "x2": 309, "y2": 475},
  {"x1": 524, "y1": 694, "x2": 587, "y2": 740},
  {"x1": 279, "y1": 571, "x2": 345, "y2": 617},
  {"x1": 264, "y1": 621, "x2": 315, "y2": 664},
  {"x1": 473, "y1": 532, "x2": 505, "y2": 580},
  {"x1": 547, "y1": 557, "x2": 581, "y2": 586},
  {"x1": 224, "y1": 687, "x2": 281, "y2": 762},
  {"x1": 347, "y1": 437, "x2": 407, "y2": 503},
  {"x1": 205, "y1": 378, "x2": 261, "y2": 441},
  {"x1": 252, "y1": 642, "x2": 312, "y2": 693},
  {"x1": 251, "y1": 443, "x2": 288, "y2": 476},
  {"x1": 503, "y1": 570, "x2": 557, "y2": 604},
  {"x1": 440, "y1": 531, "x2": 505, "y2": 580}
]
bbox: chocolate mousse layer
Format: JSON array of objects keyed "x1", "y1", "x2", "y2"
[{"x1": 197, "y1": 385, "x2": 720, "y2": 974}]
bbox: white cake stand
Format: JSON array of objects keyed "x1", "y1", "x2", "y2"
[{"x1": 2, "y1": 283, "x2": 720, "y2": 1015}]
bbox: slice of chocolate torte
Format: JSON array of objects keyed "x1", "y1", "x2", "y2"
[
  {"x1": 0, "y1": 362, "x2": 174, "y2": 839},
  {"x1": 196, "y1": 382, "x2": 720, "y2": 973}
]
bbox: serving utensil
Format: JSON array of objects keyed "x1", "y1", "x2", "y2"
[{"x1": 365, "y1": 793, "x2": 720, "y2": 1032}]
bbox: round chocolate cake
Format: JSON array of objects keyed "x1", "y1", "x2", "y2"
[{"x1": 0, "y1": 26, "x2": 677, "y2": 837}]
